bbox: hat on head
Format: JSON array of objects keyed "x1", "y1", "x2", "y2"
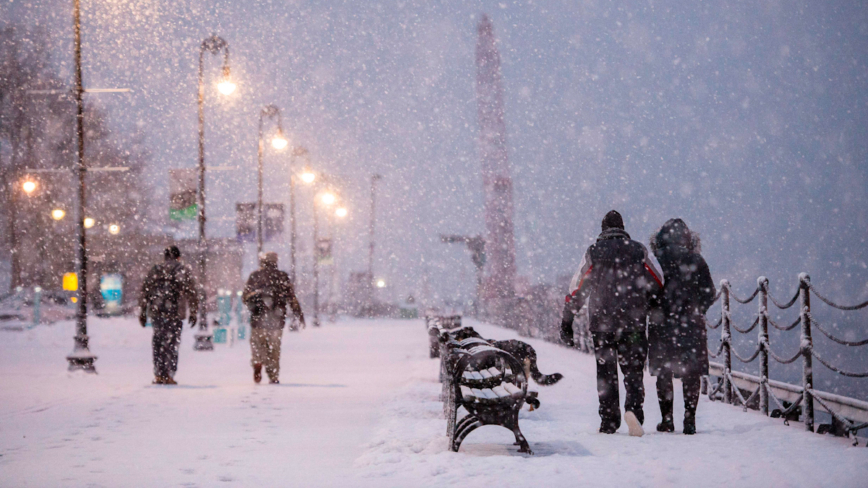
[
  {"x1": 259, "y1": 252, "x2": 278, "y2": 267},
  {"x1": 164, "y1": 245, "x2": 181, "y2": 260},
  {"x1": 601, "y1": 210, "x2": 624, "y2": 231}
]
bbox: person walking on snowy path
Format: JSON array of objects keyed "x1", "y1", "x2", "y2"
[
  {"x1": 243, "y1": 252, "x2": 305, "y2": 384},
  {"x1": 647, "y1": 219, "x2": 715, "y2": 435},
  {"x1": 561, "y1": 210, "x2": 663, "y2": 436},
  {"x1": 139, "y1": 246, "x2": 199, "y2": 385}
]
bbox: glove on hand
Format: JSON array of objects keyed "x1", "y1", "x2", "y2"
[
  {"x1": 139, "y1": 315, "x2": 147, "y2": 328},
  {"x1": 560, "y1": 319, "x2": 575, "y2": 347},
  {"x1": 188, "y1": 315, "x2": 197, "y2": 328}
]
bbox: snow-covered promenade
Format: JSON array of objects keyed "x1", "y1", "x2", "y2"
[{"x1": 1, "y1": 317, "x2": 865, "y2": 487}]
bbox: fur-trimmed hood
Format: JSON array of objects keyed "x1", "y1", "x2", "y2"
[{"x1": 649, "y1": 218, "x2": 701, "y2": 256}]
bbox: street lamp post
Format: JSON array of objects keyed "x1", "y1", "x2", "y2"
[
  {"x1": 9, "y1": 178, "x2": 36, "y2": 292},
  {"x1": 367, "y1": 174, "x2": 382, "y2": 315},
  {"x1": 330, "y1": 206, "x2": 348, "y2": 322},
  {"x1": 288, "y1": 147, "x2": 312, "y2": 286},
  {"x1": 66, "y1": 0, "x2": 96, "y2": 372},
  {"x1": 312, "y1": 188, "x2": 337, "y2": 327},
  {"x1": 256, "y1": 105, "x2": 287, "y2": 256},
  {"x1": 312, "y1": 194, "x2": 320, "y2": 327},
  {"x1": 194, "y1": 35, "x2": 235, "y2": 351}
]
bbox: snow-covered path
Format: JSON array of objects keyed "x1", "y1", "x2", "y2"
[{"x1": 1, "y1": 317, "x2": 865, "y2": 487}]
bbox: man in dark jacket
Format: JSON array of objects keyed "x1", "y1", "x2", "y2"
[
  {"x1": 243, "y1": 252, "x2": 305, "y2": 384},
  {"x1": 648, "y1": 219, "x2": 715, "y2": 434},
  {"x1": 561, "y1": 210, "x2": 663, "y2": 435},
  {"x1": 139, "y1": 246, "x2": 199, "y2": 385}
]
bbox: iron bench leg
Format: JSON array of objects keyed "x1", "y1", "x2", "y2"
[{"x1": 505, "y1": 410, "x2": 532, "y2": 454}]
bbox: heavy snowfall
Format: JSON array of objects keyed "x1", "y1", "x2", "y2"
[{"x1": 2, "y1": 0, "x2": 868, "y2": 486}]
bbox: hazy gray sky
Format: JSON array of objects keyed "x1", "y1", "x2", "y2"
[{"x1": 5, "y1": 0, "x2": 867, "y2": 309}]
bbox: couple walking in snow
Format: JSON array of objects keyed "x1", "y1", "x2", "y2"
[
  {"x1": 561, "y1": 210, "x2": 715, "y2": 436},
  {"x1": 139, "y1": 247, "x2": 304, "y2": 386}
]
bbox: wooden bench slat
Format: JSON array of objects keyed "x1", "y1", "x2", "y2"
[
  {"x1": 490, "y1": 385, "x2": 510, "y2": 398},
  {"x1": 502, "y1": 382, "x2": 522, "y2": 396},
  {"x1": 462, "y1": 371, "x2": 483, "y2": 381},
  {"x1": 473, "y1": 387, "x2": 494, "y2": 400},
  {"x1": 461, "y1": 384, "x2": 522, "y2": 402}
]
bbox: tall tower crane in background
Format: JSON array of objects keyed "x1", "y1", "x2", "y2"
[{"x1": 476, "y1": 14, "x2": 517, "y2": 320}]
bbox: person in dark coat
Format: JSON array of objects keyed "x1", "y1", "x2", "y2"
[
  {"x1": 648, "y1": 219, "x2": 715, "y2": 434},
  {"x1": 561, "y1": 210, "x2": 663, "y2": 435},
  {"x1": 243, "y1": 252, "x2": 305, "y2": 384},
  {"x1": 139, "y1": 246, "x2": 199, "y2": 385}
]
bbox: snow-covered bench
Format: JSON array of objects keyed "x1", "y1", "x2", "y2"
[
  {"x1": 425, "y1": 315, "x2": 462, "y2": 358},
  {"x1": 430, "y1": 319, "x2": 535, "y2": 454}
]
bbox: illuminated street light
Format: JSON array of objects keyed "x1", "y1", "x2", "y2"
[
  {"x1": 376, "y1": 279, "x2": 386, "y2": 288},
  {"x1": 288, "y1": 146, "x2": 310, "y2": 286},
  {"x1": 51, "y1": 209, "x2": 66, "y2": 221},
  {"x1": 196, "y1": 35, "x2": 235, "y2": 351},
  {"x1": 83, "y1": 217, "x2": 95, "y2": 229},
  {"x1": 335, "y1": 207, "x2": 348, "y2": 218},
  {"x1": 309, "y1": 171, "x2": 344, "y2": 328},
  {"x1": 108, "y1": 223, "x2": 120, "y2": 235},
  {"x1": 256, "y1": 104, "x2": 286, "y2": 255},
  {"x1": 217, "y1": 77, "x2": 236, "y2": 96},
  {"x1": 300, "y1": 167, "x2": 316, "y2": 185},
  {"x1": 271, "y1": 131, "x2": 288, "y2": 150},
  {"x1": 22, "y1": 180, "x2": 37, "y2": 195}
]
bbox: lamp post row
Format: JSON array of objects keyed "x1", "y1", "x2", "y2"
[{"x1": 46, "y1": 0, "x2": 364, "y2": 369}]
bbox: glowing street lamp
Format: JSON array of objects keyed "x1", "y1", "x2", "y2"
[
  {"x1": 217, "y1": 77, "x2": 236, "y2": 96},
  {"x1": 51, "y1": 209, "x2": 66, "y2": 221},
  {"x1": 376, "y1": 279, "x2": 386, "y2": 288},
  {"x1": 83, "y1": 217, "x2": 95, "y2": 229},
  {"x1": 195, "y1": 35, "x2": 235, "y2": 351},
  {"x1": 288, "y1": 147, "x2": 311, "y2": 286},
  {"x1": 271, "y1": 131, "x2": 288, "y2": 150},
  {"x1": 308, "y1": 171, "x2": 345, "y2": 327},
  {"x1": 300, "y1": 167, "x2": 316, "y2": 185},
  {"x1": 108, "y1": 223, "x2": 120, "y2": 235},
  {"x1": 335, "y1": 207, "x2": 348, "y2": 218},
  {"x1": 256, "y1": 104, "x2": 287, "y2": 255},
  {"x1": 320, "y1": 192, "x2": 336, "y2": 206},
  {"x1": 22, "y1": 179, "x2": 37, "y2": 195}
]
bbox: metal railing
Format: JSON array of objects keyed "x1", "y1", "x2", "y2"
[{"x1": 705, "y1": 273, "x2": 868, "y2": 442}]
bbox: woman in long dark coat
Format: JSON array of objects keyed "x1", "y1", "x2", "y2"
[{"x1": 648, "y1": 219, "x2": 715, "y2": 434}]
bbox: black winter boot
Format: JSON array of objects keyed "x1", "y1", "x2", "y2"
[
  {"x1": 599, "y1": 420, "x2": 619, "y2": 434},
  {"x1": 657, "y1": 399, "x2": 674, "y2": 432},
  {"x1": 683, "y1": 375, "x2": 700, "y2": 435},
  {"x1": 683, "y1": 410, "x2": 696, "y2": 435},
  {"x1": 657, "y1": 419, "x2": 675, "y2": 433}
]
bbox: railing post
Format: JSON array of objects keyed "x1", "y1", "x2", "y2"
[
  {"x1": 721, "y1": 279, "x2": 732, "y2": 405},
  {"x1": 758, "y1": 277, "x2": 769, "y2": 416},
  {"x1": 799, "y1": 273, "x2": 814, "y2": 432},
  {"x1": 32, "y1": 286, "x2": 43, "y2": 328}
]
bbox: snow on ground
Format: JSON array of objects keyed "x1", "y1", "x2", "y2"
[{"x1": 1, "y1": 317, "x2": 866, "y2": 487}]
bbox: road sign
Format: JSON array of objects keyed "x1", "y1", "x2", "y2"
[{"x1": 63, "y1": 272, "x2": 78, "y2": 291}]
